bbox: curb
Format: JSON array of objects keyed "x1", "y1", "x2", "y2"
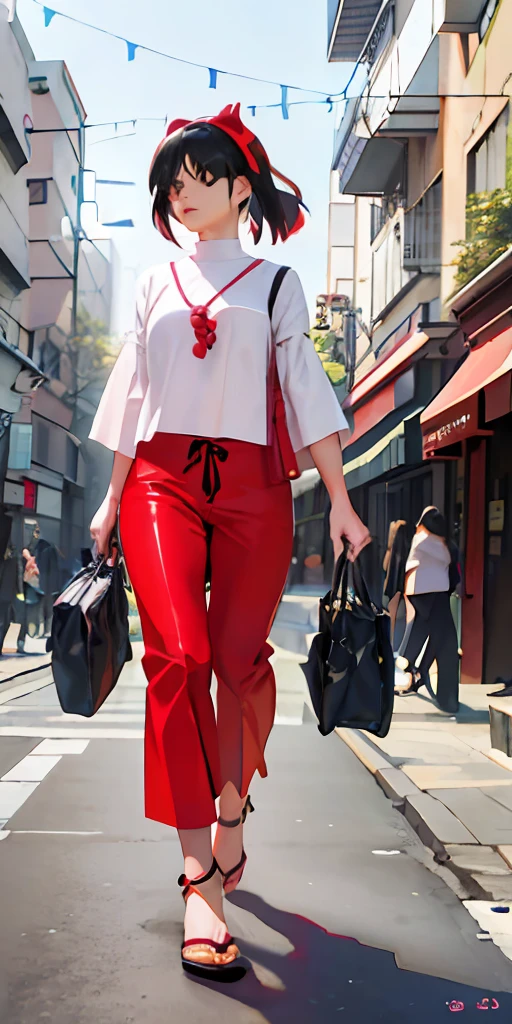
[
  {"x1": 336, "y1": 727, "x2": 475, "y2": 857},
  {"x1": 0, "y1": 663, "x2": 53, "y2": 704}
]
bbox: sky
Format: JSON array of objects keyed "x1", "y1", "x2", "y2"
[{"x1": 16, "y1": 0, "x2": 355, "y2": 332}]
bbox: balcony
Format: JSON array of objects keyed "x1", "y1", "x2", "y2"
[
  {"x1": 403, "y1": 179, "x2": 442, "y2": 273},
  {"x1": 328, "y1": 0, "x2": 382, "y2": 61},
  {"x1": 436, "y1": 0, "x2": 489, "y2": 33},
  {"x1": 370, "y1": 195, "x2": 406, "y2": 244}
]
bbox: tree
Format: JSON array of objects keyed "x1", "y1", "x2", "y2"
[
  {"x1": 63, "y1": 308, "x2": 118, "y2": 400},
  {"x1": 309, "y1": 328, "x2": 346, "y2": 386}
]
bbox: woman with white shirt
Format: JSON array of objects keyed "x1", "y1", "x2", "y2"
[
  {"x1": 396, "y1": 506, "x2": 459, "y2": 714},
  {"x1": 88, "y1": 104, "x2": 370, "y2": 976}
]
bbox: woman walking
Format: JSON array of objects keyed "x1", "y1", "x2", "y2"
[
  {"x1": 395, "y1": 506, "x2": 459, "y2": 713},
  {"x1": 89, "y1": 105, "x2": 370, "y2": 976},
  {"x1": 382, "y1": 520, "x2": 408, "y2": 647}
]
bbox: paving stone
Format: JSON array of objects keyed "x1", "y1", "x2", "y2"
[
  {"x1": 480, "y1": 786, "x2": 512, "y2": 812},
  {"x1": 372, "y1": 729, "x2": 487, "y2": 767},
  {"x1": 404, "y1": 792, "x2": 477, "y2": 845},
  {"x1": 429, "y1": 788, "x2": 512, "y2": 845},
  {"x1": 445, "y1": 845, "x2": 512, "y2": 875},
  {"x1": 375, "y1": 767, "x2": 422, "y2": 802},
  {"x1": 471, "y1": 875, "x2": 512, "y2": 900},
  {"x1": 403, "y1": 761, "x2": 512, "y2": 789}
]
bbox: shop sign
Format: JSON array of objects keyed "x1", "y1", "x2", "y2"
[
  {"x1": 23, "y1": 479, "x2": 37, "y2": 510},
  {"x1": 488, "y1": 499, "x2": 505, "y2": 533},
  {"x1": 424, "y1": 411, "x2": 472, "y2": 451}
]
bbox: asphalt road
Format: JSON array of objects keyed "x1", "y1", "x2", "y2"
[{"x1": 0, "y1": 653, "x2": 512, "y2": 1023}]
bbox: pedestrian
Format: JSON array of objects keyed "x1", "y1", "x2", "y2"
[
  {"x1": 0, "y1": 542, "x2": 20, "y2": 655},
  {"x1": 30, "y1": 529, "x2": 60, "y2": 637},
  {"x1": 89, "y1": 103, "x2": 370, "y2": 976},
  {"x1": 16, "y1": 545, "x2": 44, "y2": 653},
  {"x1": 395, "y1": 506, "x2": 460, "y2": 713},
  {"x1": 382, "y1": 520, "x2": 408, "y2": 646}
]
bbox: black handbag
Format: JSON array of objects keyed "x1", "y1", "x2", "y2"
[
  {"x1": 301, "y1": 546, "x2": 394, "y2": 737},
  {"x1": 47, "y1": 536, "x2": 132, "y2": 717}
]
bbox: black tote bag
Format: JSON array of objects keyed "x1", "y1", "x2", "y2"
[
  {"x1": 47, "y1": 540, "x2": 132, "y2": 718},
  {"x1": 301, "y1": 547, "x2": 394, "y2": 738}
]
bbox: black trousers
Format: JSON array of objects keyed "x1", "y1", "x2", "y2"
[
  {"x1": 402, "y1": 592, "x2": 459, "y2": 713},
  {"x1": 0, "y1": 601, "x2": 11, "y2": 653}
]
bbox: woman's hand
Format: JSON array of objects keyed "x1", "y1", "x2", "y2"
[
  {"x1": 90, "y1": 495, "x2": 119, "y2": 562},
  {"x1": 330, "y1": 497, "x2": 371, "y2": 563}
]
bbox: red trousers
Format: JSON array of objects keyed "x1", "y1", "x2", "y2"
[{"x1": 119, "y1": 432, "x2": 293, "y2": 829}]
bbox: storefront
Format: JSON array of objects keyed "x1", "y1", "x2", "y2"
[{"x1": 421, "y1": 250, "x2": 512, "y2": 685}]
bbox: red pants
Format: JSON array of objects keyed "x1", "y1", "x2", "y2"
[{"x1": 119, "y1": 433, "x2": 293, "y2": 829}]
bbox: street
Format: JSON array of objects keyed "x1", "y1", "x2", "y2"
[{"x1": 0, "y1": 650, "x2": 512, "y2": 1023}]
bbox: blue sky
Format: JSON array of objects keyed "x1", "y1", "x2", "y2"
[{"x1": 17, "y1": 0, "x2": 355, "y2": 331}]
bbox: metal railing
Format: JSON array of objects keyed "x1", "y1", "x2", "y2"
[
  {"x1": 403, "y1": 178, "x2": 442, "y2": 271},
  {"x1": 370, "y1": 193, "x2": 406, "y2": 244}
]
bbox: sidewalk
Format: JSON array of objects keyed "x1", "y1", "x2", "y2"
[
  {"x1": 336, "y1": 669, "x2": 512, "y2": 960},
  {"x1": 0, "y1": 627, "x2": 51, "y2": 691}
]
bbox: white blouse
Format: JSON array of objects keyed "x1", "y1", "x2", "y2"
[{"x1": 89, "y1": 238, "x2": 348, "y2": 469}]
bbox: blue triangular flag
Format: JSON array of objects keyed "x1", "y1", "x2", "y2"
[
  {"x1": 43, "y1": 6, "x2": 56, "y2": 26},
  {"x1": 126, "y1": 41, "x2": 138, "y2": 62},
  {"x1": 208, "y1": 68, "x2": 218, "y2": 89},
  {"x1": 280, "y1": 85, "x2": 289, "y2": 120}
]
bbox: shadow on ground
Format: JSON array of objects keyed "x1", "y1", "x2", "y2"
[{"x1": 187, "y1": 890, "x2": 512, "y2": 1022}]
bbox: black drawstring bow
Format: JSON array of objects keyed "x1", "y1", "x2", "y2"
[{"x1": 183, "y1": 439, "x2": 229, "y2": 503}]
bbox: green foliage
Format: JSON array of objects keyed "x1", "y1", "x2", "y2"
[
  {"x1": 67, "y1": 308, "x2": 118, "y2": 396},
  {"x1": 451, "y1": 188, "x2": 512, "y2": 289},
  {"x1": 310, "y1": 328, "x2": 347, "y2": 387}
]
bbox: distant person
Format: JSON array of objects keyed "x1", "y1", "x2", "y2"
[
  {"x1": 382, "y1": 520, "x2": 408, "y2": 645},
  {"x1": 30, "y1": 527, "x2": 60, "y2": 637},
  {"x1": 395, "y1": 506, "x2": 460, "y2": 714},
  {"x1": 0, "y1": 543, "x2": 21, "y2": 655}
]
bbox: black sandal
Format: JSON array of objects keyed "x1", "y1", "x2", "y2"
[
  {"x1": 179, "y1": 857, "x2": 241, "y2": 974},
  {"x1": 216, "y1": 795, "x2": 254, "y2": 894}
]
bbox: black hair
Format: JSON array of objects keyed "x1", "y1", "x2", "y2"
[
  {"x1": 417, "y1": 506, "x2": 447, "y2": 539},
  {"x1": 149, "y1": 122, "x2": 305, "y2": 246}
]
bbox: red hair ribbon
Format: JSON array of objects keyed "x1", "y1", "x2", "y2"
[{"x1": 164, "y1": 103, "x2": 267, "y2": 175}]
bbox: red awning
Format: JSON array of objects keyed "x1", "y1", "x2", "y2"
[
  {"x1": 421, "y1": 325, "x2": 512, "y2": 454},
  {"x1": 343, "y1": 330, "x2": 429, "y2": 413}
]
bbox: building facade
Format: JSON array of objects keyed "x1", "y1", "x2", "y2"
[
  {"x1": 1, "y1": 44, "x2": 116, "y2": 567},
  {"x1": 326, "y1": 0, "x2": 512, "y2": 685}
]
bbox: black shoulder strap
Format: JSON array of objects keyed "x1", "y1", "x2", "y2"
[{"x1": 268, "y1": 266, "x2": 290, "y2": 321}]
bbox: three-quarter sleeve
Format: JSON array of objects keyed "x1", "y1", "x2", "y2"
[
  {"x1": 89, "y1": 271, "x2": 149, "y2": 459},
  {"x1": 273, "y1": 269, "x2": 349, "y2": 458}
]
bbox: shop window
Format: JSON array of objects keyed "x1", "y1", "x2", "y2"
[
  {"x1": 27, "y1": 179, "x2": 48, "y2": 205},
  {"x1": 8, "y1": 424, "x2": 32, "y2": 470},
  {"x1": 479, "y1": 0, "x2": 500, "y2": 41},
  {"x1": 33, "y1": 420, "x2": 49, "y2": 466},
  {"x1": 66, "y1": 437, "x2": 78, "y2": 481},
  {"x1": 467, "y1": 109, "x2": 508, "y2": 195}
]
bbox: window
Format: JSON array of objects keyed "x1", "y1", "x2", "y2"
[
  {"x1": 27, "y1": 179, "x2": 48, "y2": 205},
  {"x1": 479, "y1": 0, "x2": 500, "y2": 40},
  {"x1": 8, "y1": 424, "x2": 32, "y2": 470},
  {"x1": 39, "y1": 339, "x2": 61, "y2": 380},
  {"x1": 467, "y1": 109, "x2": 508, "y2": 195}
]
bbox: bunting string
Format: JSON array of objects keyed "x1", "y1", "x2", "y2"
[{"x1": 33, "y1": 0, "x2": 357, "y2": 117}]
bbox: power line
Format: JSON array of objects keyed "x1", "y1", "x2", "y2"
[{"x1": 32, "y1": 0, "x2": 353, "y2": 103}]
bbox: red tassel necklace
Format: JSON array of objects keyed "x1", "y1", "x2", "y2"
[{"x1": 171, "y1": 258, "x2": 263, "y2": 359}]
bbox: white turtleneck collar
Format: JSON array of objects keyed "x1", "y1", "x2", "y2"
[{"x1": 190, "y1": 238, "x2": 247, "y2": 263}]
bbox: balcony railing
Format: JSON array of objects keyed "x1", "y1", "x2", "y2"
[
  {"x1": 403, "y1": 179, "x2": 442, "y2": 272},
  {"x1": 370, "y1": 194, "x2": 406, "y2": 244}
]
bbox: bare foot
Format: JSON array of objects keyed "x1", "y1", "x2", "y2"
[{"x1": 183, "y1": 871, "x2": 238, "y2": 965}]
